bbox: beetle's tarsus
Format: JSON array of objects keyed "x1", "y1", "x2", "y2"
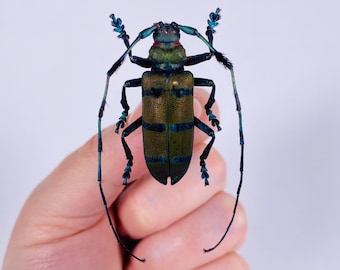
[
  {"x1": 212, "y1": 119, "x2": 221, "y2": 131},
  {"x1": 122, "y1": 163, "x2": 131, "y2": 185},
  {"x1": 200, "y1": 161, "x2": 210, "y2": 185},
  {"x1": 115, "y1": 112, "x2": 128, "y2": 133},
  {"x1": 207, "y1": 110, "x2": 221, "y2": 131},
  {"x1": 115, "y1": 121, "x2": 124, "y2": 133}
]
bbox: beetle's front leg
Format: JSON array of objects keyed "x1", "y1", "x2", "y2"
[
  {"x1": 185, "y1": 52, "x2": 213, "y2": 66},
  {"x1": 130, "y1": 55, "x2": 152, "y2": 68},
  {"x1": 194, "y1": 78, "x2": 221, "y2": 131},
  {"x1": 115, "y1": 78, "x2": 142, "y2": 133}
]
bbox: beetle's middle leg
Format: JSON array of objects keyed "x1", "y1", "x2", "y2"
[
  {"x1": 120, "y1": 116, "x2": 142, "y2": 185},
  {"x1": 194, "y1": 78, "x2": 221, "y2": 131},
  {"x1": 194, "y1": 117, "x2": 215, "y2": 186},
  {"x1": 114, "y1": 78, "x2": 142, "y2": 185},
  {"x1": 115, "y1": 78, "x2": 142, "y2": 133}
]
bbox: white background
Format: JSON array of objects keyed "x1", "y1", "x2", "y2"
[{"x1": 1, "y1": 0, "x2": 340, "y2": 269}]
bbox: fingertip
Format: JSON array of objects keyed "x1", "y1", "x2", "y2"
[
  {"x1": 195, "y1": 252, "x2": 249, "y2": 270},
  {"x1": 128, "y1": 192, "x2": 247, "y2": 269}
]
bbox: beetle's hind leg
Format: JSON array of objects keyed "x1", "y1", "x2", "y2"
[
  {"x1": 194, "y1": 78, "x2": 221, "y2": 131},
  {"x1": 194, "y1": 117, "x2": 215, "y2": 186},
  {"x1": 121, "y1": 117, "x2": 142, "y2": 185}
]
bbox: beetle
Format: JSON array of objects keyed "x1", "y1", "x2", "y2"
[{"x1": 97, "y1": 8, "x2": 244, "y2": 262}]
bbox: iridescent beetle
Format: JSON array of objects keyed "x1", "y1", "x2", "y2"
[{"x1": 97, "y1": 8, "x2": 244, "y2": 262}]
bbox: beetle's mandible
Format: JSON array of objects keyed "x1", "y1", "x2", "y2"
[{"x1": 97, "y1": 8, "x2": 244, "y2": 262}]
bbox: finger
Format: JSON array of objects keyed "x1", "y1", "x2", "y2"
[
  {"x1": 5, "y1": 96, "x2": 153, "y2": 265},
  {"x1": 117, "y1": 144, "x2": 226, "y2": 238},
  {"x1": 4, "y1": 112, "x2": 144, "y2": 268},
  {"x1": 195, "y1": 252, "x2": 249, "y2": 270},
  {"x1": 127, "y1": 192, "x2": 247, "y2": 270}
]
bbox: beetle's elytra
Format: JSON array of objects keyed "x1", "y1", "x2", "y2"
[
  {"x1": 97, "y1": 8, "x2": 244, "y2": 262},
  {"x1": 142, "y1": 71, "x2": 195, "y2": 184}
]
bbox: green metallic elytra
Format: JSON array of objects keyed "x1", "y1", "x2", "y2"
[{"x1": 142, "y1": 71, "x2": 194, "y2": 184}]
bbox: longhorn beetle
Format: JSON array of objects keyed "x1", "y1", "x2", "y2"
[{"x1": 97, "y1": 8, "x2": 244, "y2": 262}]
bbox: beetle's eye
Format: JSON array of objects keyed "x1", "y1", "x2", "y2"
[
  {"x1": 158, "y1": 21, "x2": 164, "y2": 29},
  {"x1": 170, "y1": 22, "x2": 178, "y2": 31}
]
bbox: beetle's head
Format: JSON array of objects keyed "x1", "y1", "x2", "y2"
[{"x1": 153, "y1": 22, "x2": 180, "y2": 43}]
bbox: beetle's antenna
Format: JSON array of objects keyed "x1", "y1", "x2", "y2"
[
  {"x1": 98, "y1": 181, "x2": 146, "y2": 262},
  {"x1": 106, "y1": 25, "x2": 156, "y2": 77},
  {"x1": 110, "y1": 14, "x2": 131, "y2": 54},
  {"x1": 97, "y1": 76, "x2": 146, "y2": 263},
  {"x1": 97, "y1": 15, "x2": 158, "y2": 263},
  {"x1": 206, "y1": 8, "x2": 221, "y2": 45},
  {"x1": 179, "y1": 8, "x2": 245, "y2": 253},
  {"x1": 203, "y1": 66, "x2": 244, "y2": 253}
]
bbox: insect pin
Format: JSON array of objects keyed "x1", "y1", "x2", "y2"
[{"x1": 97, "y1": 8, "x2": 244, "y2": 262}]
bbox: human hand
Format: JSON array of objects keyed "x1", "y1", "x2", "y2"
[{"x1": 3, "y1": 89, "x2": 248, "y2": 270}]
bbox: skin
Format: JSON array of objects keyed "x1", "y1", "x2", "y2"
[{"x1": 3, "y1": 89, "x2": 248, "y2": 270}]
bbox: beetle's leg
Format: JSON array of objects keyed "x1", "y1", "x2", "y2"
[
  {"x1": 194, "y1": 78, "x2": 221, "y2": 131},
  {"x1": 115, "y1": 78, "x2": 142, "y2": 133},
  {"x1": 178, "y1": 24, "x2": 233, "y2": 70},
  {"x1": 130, "y1": 56, "x2": 152, "y2": 68},
  {"x1": 121, "y1": 116, "x2": 142, "y2": 185},
  {"x1": 194, "y1": 117, "x2": 215, "y2": 186},
  {"x1": 185, "y1": 52, "x2": 213, "y2": 66}
]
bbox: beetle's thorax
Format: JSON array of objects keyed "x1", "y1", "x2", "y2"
[{"x1": 148, "y1": 42, "x2": 187, "y2": 72}]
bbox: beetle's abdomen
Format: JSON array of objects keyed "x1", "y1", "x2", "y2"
[{"x1": 142, "y1": 71, "x2": 194, "y2": 185}]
